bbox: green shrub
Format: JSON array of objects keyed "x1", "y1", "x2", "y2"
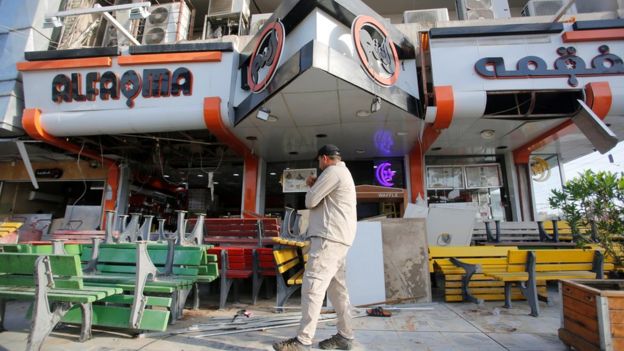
[{"x1": 549, "y1": 170, "x2": 624, "y2": 265}]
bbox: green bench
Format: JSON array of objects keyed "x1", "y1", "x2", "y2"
[
  {"x1": 77, "y1": 240, "x2": 202, "y2": 326},
  {"x1": 0, "y1": 252, "x2": 122, "y2": 350}
]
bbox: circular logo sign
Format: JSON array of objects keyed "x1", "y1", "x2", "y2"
[
  {"x1": 247, "y1": 20, "x2": 285, "y2": 93},
  {"x1": 352, "y1": 15, "x2": 400, "y2": 87},
  {"x1": 530, "y1": 157, "x2": 551, "y2": 182}
]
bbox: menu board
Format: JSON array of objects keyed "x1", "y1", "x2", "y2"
[
  {"x1": 282, "y1": 168, "x2": 317, "y2": 193},
  {"x1": 426, "y1": 166, "x2": 464, "y2": 189},
  {"x1": 465, "y1": 165, "x2": 502, "y2": 189}
]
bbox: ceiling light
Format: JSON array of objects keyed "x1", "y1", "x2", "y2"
[
  {"x1": 355, "y1": 149, "x2": 365, "y2": 154},
  {"x1": 269, "y1": 172, "x2": 277, "y2": 176},
  {"x1": 373, "y1": 165, "x2": 378, "y2": 169},
  {"x1": 233, "y1": 173, "x2": 240, "y2": 177},
  {"x1": 163, "y1": 174, "x2": 170, "y2": 178},
  {"x1": 480, "y1": 129, "x2": 496, "y2": 140},
  {"x1": 496, "y1": 145, "x2": 508, "y2": 150},
  {"x1": 396, "y1": 131, "x2": 408, "y2": 136},
  {"x1": 315, "y1": 133, "x2": 327, "y2": 138},
  {"x1": 356, "y1": 110, "x2": 371, "y2": 118},
  {"x1": 370, "y1": 96, "x2": 382, "y2": 113},
  {"x1": 256, "y1": 106, "x2": 271, "y2": 121},
  {"x1": 197, "y1": 174, "x2": 204, "y2": 178}
]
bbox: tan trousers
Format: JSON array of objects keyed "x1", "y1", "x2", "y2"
[{"x1": 296, "y1": 237, "x2": 353, "y2": 345}]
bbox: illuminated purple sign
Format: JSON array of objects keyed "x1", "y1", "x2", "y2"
[
  {"x1": 375, "y1": 162, "x2": 396, "y2": 187},
  {"x1": 374, "y1": 130, "x2": 394, "y2": 154}
]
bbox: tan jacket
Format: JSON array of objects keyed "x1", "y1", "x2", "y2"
[{"x1": 305, "y1": 161, "x2": 357, "y2": 246}]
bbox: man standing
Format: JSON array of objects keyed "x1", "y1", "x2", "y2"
[{"x1": 273, "y1": 144, "x2": 357, "y2": 351}]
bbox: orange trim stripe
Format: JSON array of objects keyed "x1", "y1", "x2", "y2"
[
  {"x1": 118, "y1": 52, "x2": 222, "y2": 65},
  {"x1": 203, "y1": 97, "x2": 258, "y2": 215},
  {"x1": 512, "y1": 82, "x2": 612, "y2": 164},
  {"x1": 562, "y1": 28, "x2": 624, "y2": 43},
  {"x1": 22, "y1": 108, "x2": 119, "y2": 228},
  {"x1": 17, "y1": 57, "x2": 112, "y2": 71},
  {"x1": 432, "y1": 86, "x2": 454, "y2": 130}
]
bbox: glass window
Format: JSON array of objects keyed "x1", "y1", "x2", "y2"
[{"x1": 530, "y1": 154, "x2": 563, "y2": 220}]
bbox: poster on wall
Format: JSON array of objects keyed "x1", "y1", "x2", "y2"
[
  {"x1": 282, "y1": 168, "x2": 317, "y2": 193},
  {"x1": 426, "y1": 166, "x2": 464, "y2": 189},
  {"x1": 465, "y1": 164, "x2": 502, "y2": 189}
]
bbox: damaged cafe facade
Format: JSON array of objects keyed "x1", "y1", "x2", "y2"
[{"x1": 8, "y1": 0, "x2": 624, "y2": 228}]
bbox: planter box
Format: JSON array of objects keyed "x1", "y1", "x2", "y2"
[{"x1": 558, "y1": 279, "x2": 624, "y2": 351}]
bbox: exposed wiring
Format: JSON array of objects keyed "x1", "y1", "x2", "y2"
[{"x1": 65, "y1": 141, "x2": 88, "y2": 229}]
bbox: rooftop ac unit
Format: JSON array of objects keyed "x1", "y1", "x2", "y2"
[
  {"x1": 522, "y1": 0, "x2": 577, "y2": 16},
  {"x1": 142, "y1": 2, "x2": 191, "y2": 45},
  {"x1": 403, "y1": 8, "x2": 449, "y2": 27},
  {"x1": 249, "y1": 13, "x2": 272, "y2": 35},
  {"x1": 208, "y1": 0, "x2": 250, "y2": 17},
  {"x1": 460, "y1": 0, "x2": 511, "y2": 20}
]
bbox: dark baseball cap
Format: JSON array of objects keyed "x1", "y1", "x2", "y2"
[{"x1": 316, "y1": 144, "x2": 341, "y2": 158}]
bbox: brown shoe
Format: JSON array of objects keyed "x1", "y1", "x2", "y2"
[
  {"x1": 319, "y1": 333, "x2": 353, "y2": 350},
  {"x1": 273, "y1": 337, "x2": 311, "y2": 351}
]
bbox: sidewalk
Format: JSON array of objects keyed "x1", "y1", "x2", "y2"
[{"x1": 0, "y1": 294, "x2": 567, "y2": 351}]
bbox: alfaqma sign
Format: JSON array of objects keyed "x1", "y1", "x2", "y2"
[{"x1": 51, "y1": 67, "x2": 193, "y2": 108}]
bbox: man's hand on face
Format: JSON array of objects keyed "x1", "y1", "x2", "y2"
[{"x1": 306, "y1": 175, "x2": 317, "y2": 187}]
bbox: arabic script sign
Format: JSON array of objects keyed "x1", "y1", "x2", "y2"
[
  {"x1": 247, "y1": 20, "x2": 285, "y2": 93},
  {"x1": 474, "y1": 45, "x2": 624, "y2": 87},
  {"x1": 352, "y1": 15, "x2": 400, "y2": 87}
]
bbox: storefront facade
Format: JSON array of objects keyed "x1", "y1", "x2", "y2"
[{"x1": 4, "y1": 0, "x2": 623, "y2": 228}]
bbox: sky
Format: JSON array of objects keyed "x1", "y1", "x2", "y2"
[{"x1": 563, "y1": 141, "x2": 624, "y2": 180}]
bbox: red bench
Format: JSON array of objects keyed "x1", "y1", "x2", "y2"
[
  {"x1": 208, "y1": 247, "x2": 254, "y2": 309},
  {"x1": 203, "y1": 218, "x2": 280, "y2": 247},
  {"x1": 252, "y1": 247, "x2": 277, "y2": 304},
  {"x1": 50, "y1": 230, "x2": 106, "y2": 243}
]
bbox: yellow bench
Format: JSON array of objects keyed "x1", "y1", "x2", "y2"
[
  {"x1": 486, "y1": 249, "x2": 612, "y2": 316},
  {"x1": 272, "y1": 237, "x2": 308, "y2": 310},
  {"x1": 0, "y1": 222, "x2": 23, "y2": 244},
  {"x1": 429, "y1": 246, "x2": 546, "y2": 303},
  {"x1": 539, "y1": 220, "x2": 593, "y2": 242}
]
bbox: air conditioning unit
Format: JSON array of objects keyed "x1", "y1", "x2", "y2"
[
  {"x1": 460, "y1": 0, "x2": 511, "y2": 20},
  {"x1": 142, "y1": 2, "x2": 191, "y2": 45},
  {"x1": 249, "y1": 13, "x2": 272, "y2": 35},
  {"x1": 208, "y1": 0, "x2": 250, "y2": 17},
  {"x1": 403, "y1": 8, "x2": 449, "y2": 27},
  {"x1": 102, "y1": 0, "x2": 141, "y2": 47},
  {"x1": 522, "y1": 0, "x2": 577, "y2": 16}
]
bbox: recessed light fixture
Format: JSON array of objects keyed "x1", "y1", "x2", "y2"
[
  {"x1": 480, "y1": 129, "x2": 496, "y2": 140},
  {"x1": 197, "y1": 174, "x2": 204, "y2": 178},
  {"x1": 267, "y1": 115, "x2": 279, "y2": 122},
  {"x1": 396, "y1": 131, "x2": 408, "y2": 136},
  {"x1": 315, "y1": 133, "x2": 327, "y2": 138},
  {"x1": 213, "y1": 181, "x2": 219, "y2": 185},
  {"x1": 289, "y1": 151, "x2": 298, "y2": 155},
  {"x1": 496, "y1": 145, "x2": 508, "y2": 150},
  {"x1": 431, "y1": 147, "x2": 442, "y2": 151},
  {"x1": 269, "y1": 172, "x2": 277, "y2": 176},
  {"x1": 355, "y1": 149, "x2": 365, "y2": 154},
  {"x1": 356, "y1": 110, "x2": 371, "y2": 118},
  {"x1": 163, "y1": 174, "x2": 170, "y2": 178},
  {"x1": 233, "y1": 173, "x2": 240, "y2": 177},
  {"x1": 246, "y1": 136, "x2": 257, "y2": 140},
  {"x1": 373, "y1": 165, "x2": 378, "y2": 169}
]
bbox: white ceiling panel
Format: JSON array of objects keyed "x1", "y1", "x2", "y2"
[{"x1": 284, "y1": 91, "x2": 340, "y2": 126}]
